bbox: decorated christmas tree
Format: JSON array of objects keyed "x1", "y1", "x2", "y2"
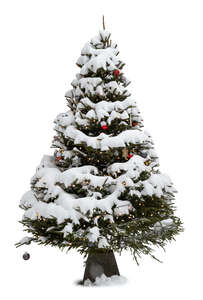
[{"x1": 16, "y1": 19, "x2": 183, "y2": 284}]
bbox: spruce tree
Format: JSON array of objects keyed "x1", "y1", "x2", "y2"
[{"x1": 16, "y1": 22, "x2": 183, "y2": 283}]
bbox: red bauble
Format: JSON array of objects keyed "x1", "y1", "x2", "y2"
[
  {"x1": 132, "y1": 121, "x2": 139, "y2": 127},
  {"x1": 56, "y1": 156, "x2": 62, "y2": 161},
  {"x1": 101, "y1": 125, "x2": 108, "y2": 130},
  {"x1": 128, "y1": 153, "x2": 133, "y2": 159},
  {"x1": 114, "y1": 69, "x2": 120, "y2": 76}
]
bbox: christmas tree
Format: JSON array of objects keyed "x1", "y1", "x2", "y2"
[{"x1": 16, "y1": 20, "x2": 183, "y2": 284}]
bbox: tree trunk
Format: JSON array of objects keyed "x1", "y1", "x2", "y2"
[{"x1": 82, "y1": 249, "x2": 120, "y2": 284}]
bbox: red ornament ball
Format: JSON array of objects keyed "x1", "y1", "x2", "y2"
[
  {"x1": 128, "y1": 153, "x2": 133, "y2": 159},
  {"x1": 56, "y1": 156, "x2": 62, "y2": 161},
  {"x1": 114, "y1": 69, "x2": 120, "y2": 76},
  {"x1": 132, "y1": 121, "x2": 139, "y2": 127},
  {"x1": 101, "y1": 125, "x2": 108, "y2": 130}
]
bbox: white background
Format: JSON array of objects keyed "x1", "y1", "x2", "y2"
[{"x1": 0, "y1": 0, "x2": 202, "y2": 298}]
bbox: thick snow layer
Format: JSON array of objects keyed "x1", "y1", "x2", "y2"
[
  {"x1": 106, "y1": 81, "x2": 123, "y2": 93},
  {"x1": 107, "y1": 155, "x2": 150, "y2": 178},
  {"x1": 18, "y1": 236, "x2": 33, "y2": 245},
  {"x1": 21, "y1": 156, "x2": 133, "y2": 229},
  {"x1": 77, "y1": 32, "x2": 120, "y2": 75},
  {"x1": 80, "y1": 47, "x2": 120, "y2": 75},
  {"x1": 97, "y1": 30, "x2": 111, "y2": 42},
  {"x1": 20, "y1": 152, "x2": 176, "y2": 248},
  {"x1": 66, "y1": 78, "x2": 131, "y2": 110},
  {"x1": 142, "y1": 173, "x2": 176, "y2": 197},
  {"x1": 65, "y1": 126, "x2": 152, "y2": 150},
  {"x1": 72, "y1": 77, "x2": 103, "y2": 97},
  {"x1": 72, "y1": 79, "x2": 128, "y2": 100},
  {"x1": 75, "y1": 97, "x2": 140, "y2": 125},
  {"x1": 83, "y1": 274, "x2": 127, "y2": 287},
  {"x1": 98, "y1": 237, "x2": 110, "y2": 248},
  {"x1": 153, "y1": 218, "x2": 175, "y2": 232},
  {"x1": 23, "y1": 199, "x2": 84, "y2": 224},
  {"x1": 62, "y1": 223, "x2": 73, "y2": 236},
  {"x1": 20, "y1": 190, "x2": 37, "y2": 207},
  {"x1": 54, "y1": 111, "x2": 74, "y2": 127},
  {"x1": 86, "y1": 226, "x2": 100, "y2": 242}
]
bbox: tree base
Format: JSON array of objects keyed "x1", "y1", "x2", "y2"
[{"x1": 82, "y1": 249, "x2": 120, "y2": 284}]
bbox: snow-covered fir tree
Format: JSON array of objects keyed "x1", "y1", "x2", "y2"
[{"x1": 16, "y1": 28, "x2": 183, "y2": 264}]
